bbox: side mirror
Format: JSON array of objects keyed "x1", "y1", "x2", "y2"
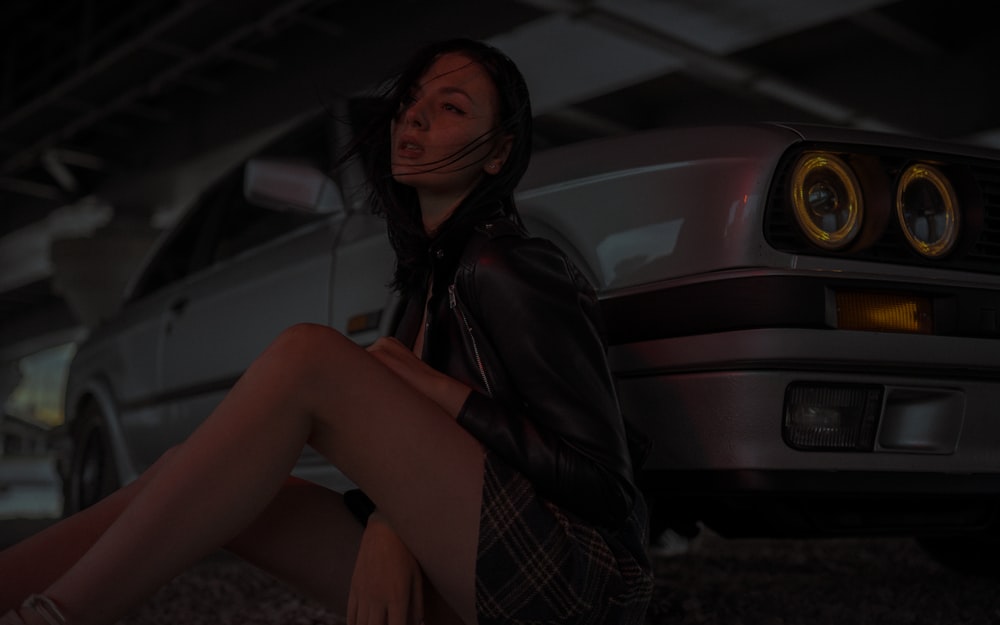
[{"x1": 243, "y1": 158, "x2": 344, "y2": 214}]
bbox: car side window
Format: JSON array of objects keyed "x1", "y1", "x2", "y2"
[
  {"x1": 130, "y1": 171, "x2": 329, "y2": 301},
  {"x1": 129, "y1": 176, "x2": 235, "y2": 301},
  {"x1": 128, "y1": 116, "x2": 339, "y2": 302},
  {"x1": 208, "y1": 174, "x2": 326, "y2": 265}
]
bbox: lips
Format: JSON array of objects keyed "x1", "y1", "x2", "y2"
[{"x1": 395, "y1": 136, "x2": 424, "y2": 159}]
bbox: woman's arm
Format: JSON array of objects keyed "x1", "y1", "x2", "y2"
[
  {"x1": 347, "y1": 510, "x2": 425, "y2": 625},
  {"x1": 367, "y1": 337, "x2": 472, "y2": 418}
]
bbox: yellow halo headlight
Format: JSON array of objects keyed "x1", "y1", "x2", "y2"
[
  {"x1": 790, "y1": 152, "x2": 863, "y2": 250},
  {"x1": 895, "y1": 163, "x2": 960, "y2": 258}
]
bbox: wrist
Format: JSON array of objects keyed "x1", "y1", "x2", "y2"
[
  {"x1": 343, "y1": 489, "x2": 376, "y2": 527},
  {"x1": 367, "y1": 509, "x2": 388, "y2": 526}
]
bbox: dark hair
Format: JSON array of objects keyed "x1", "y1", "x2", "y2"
[{"x1": 341, "y1": 37, "x2": 533, "y2": 294}]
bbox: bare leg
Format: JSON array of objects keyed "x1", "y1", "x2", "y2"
[
  {"x1": 3, "y1": 468, "x2": 464, "y2": 623},
  {"x1": 224, "y1": 477, "x2": 464, "y2": 625},
  {"x1": 41, "y1": 324, "x2": 484, "y2": 625},
  {"x1": 222, "y1": 476, "x2": 364, "y2": 609},
  {"x1": 0, "y1": 462, "x2": 159, "y2": 610}
]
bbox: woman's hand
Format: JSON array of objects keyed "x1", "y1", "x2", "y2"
[
  {"x1": 367, "y1": 337, "x2": 471, "y2": 418},
  {"x1": 347, "y1": 512, "x2": 424, "y2": 625}
]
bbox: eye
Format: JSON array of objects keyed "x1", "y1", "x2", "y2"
[
  {"x1": 396, "y1": 93, "x2": 418, "y2": 116},
  {"x1": 400, "y1": 95, "x2": 415, "y2": 107},
  {"x1": 442, "y1": 102, "x2": 466, "y2": 115}
]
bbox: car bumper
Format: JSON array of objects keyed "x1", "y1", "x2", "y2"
[{"x1": 613, "y1": 327, "x2": 1000, "y2": 480}]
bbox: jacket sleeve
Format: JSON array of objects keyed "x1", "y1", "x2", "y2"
[{"x1": 454, "y1": 234, "x2": 638, "y2": 528}]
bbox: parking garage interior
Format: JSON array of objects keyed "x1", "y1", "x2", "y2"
[{"x1": 2, "y1": 0, "x2": 999, "y2": 478}]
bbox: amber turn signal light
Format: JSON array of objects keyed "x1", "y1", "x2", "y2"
[{"x1": 835, "y1": 290, "x2": 932, "y2": 334}]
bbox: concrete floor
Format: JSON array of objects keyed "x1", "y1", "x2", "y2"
[{"x1": 5, "y1": 453, "x2": 1000, "y2": 624}]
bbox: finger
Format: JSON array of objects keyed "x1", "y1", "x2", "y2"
[
  {"x1": 379, "y1": 336, "x2": 404, "y2": 348},
  {"x1": 347, "y1": 584, "x2": 359, "y2": 625},
  {"x1": 411, "y1": 571, "x2": 425, "y2": 625},
  {"x1": 388, "y1": 599, "x2": 408, "y2": 625},
  {"x1": 375, "y1": 336, "x2": 411, "y2": 357},
  {"x1": 365, "y1": 336, "x2": 393, "y2": 353},
  {"x1": 368, "y1": 604, "x2": 387, "y2": 625},
  {"x1": 349, "y1": 575, "x2": 377, "y2": 625}
]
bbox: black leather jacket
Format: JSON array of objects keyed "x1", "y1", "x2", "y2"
[{"x1": 394, "y1": 215, "x2": 644, "y2": 528}]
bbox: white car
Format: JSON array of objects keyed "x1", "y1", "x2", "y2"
[{"x1": 62, "y1": 117, "x2": 1000, "y2": 572}]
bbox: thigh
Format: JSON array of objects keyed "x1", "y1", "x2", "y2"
[
  {"x1": 225, "y1": 477, "x2": 468, "y2": 625},
  {"x1": 260, "y1": 324, "x2": 487, "y2": 623},
  {"x1": 224, "y1": 477, "x2": 363, "y2": 612}
]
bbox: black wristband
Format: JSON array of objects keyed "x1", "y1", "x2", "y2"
[{"x1": 343, "y1": 488, "x2": 376, "y2": 527}]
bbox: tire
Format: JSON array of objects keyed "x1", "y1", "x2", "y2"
[{"x1": 63, "y1": 401, "x2": 120, "y2": 515}]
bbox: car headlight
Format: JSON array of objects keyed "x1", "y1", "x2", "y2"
[
  {"x1": 895, "y1": 163, "x2": 960, "y2": 258},
  {"x1": 789, "y1": 152, "x2": 863, "y2": 250}
]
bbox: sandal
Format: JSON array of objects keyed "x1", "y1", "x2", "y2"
[{"x1": 0, "y1": 596, "x2": 67, "y2": 625}]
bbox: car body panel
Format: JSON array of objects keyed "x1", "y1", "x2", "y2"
[
  {"x1": 518, "y1": 124, "x2": 799, "y2": 290},
  {"x1": 66, "y1": 217, "x2": 348, "y2": 480},
  {"x1": 63, "y1": 120, "x2": 1000, "y2": 536},
  {"x1": 517, "y1": 123, "x2": 1000, "y2": 534}
]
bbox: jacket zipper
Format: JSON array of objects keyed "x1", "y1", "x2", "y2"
[{"x1": 449, "y1": 283, "x2": 492, "y2": 396}]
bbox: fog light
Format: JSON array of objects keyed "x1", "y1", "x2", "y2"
[{"x1": 783, "y1": 383, "x2": 883, "y2": 451}]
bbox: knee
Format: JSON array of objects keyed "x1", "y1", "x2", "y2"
[
  {"x1": 266, "y1": 322, "x2": 353, "y2": 374},
  {"x1": 277, "y1": 322, "x2": 339, "y2": 344}
]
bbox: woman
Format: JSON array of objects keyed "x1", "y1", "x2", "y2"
[{"x1": 0, "y1": 38, "x2": 653, "y2": 625}]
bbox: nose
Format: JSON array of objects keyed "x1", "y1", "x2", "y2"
[{"x1": 401, "y1": 99, "x2": 426, "y2": 128}]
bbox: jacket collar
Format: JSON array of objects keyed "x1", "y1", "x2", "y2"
[{"x1": 426, "y1": 199, "x2": 507, "y2": 280}]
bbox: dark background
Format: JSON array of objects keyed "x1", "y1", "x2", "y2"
[
  {"x1": 2, "y1": 0, "x2": 999, "y2": 360},
  {"x1": 2, "y1": 2, "x2": 1000, "y2": 621}
]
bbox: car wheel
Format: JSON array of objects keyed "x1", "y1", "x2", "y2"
[
  {"x1": 916, "y1": 535, "x2": 1000, "y2": 578},
  {"x1": 63, "y1": 402, "x2": 120, "y2": 515}
]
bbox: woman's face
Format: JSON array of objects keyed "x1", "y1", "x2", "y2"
[{"x1": 390, "y1": 52, "x2": 510, "y2": 204}]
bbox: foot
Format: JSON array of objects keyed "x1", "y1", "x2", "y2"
[
  {"x1": 0, "y1": 596, "x2": 67, "y2": 625},
  {"x1": 0, "y1": 608, "x2": 30, "y2": 625}
]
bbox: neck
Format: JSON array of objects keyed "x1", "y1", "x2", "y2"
[{"x1": 419, "y1": 187, "x2": 475, "y2": 234}]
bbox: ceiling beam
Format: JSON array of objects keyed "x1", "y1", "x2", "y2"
[
  {"x1": 0, "y1": 0, "x2": 320, "y2": 178},
  {"x1": 578, "y1": 3, "x2": 904, "y2": 133},
  {"x1": 0, "y1": 177, "x2": 63, "y2": 200},
  {"x1": 0, "y1": 0, "x2": 212, "y2": 137}
]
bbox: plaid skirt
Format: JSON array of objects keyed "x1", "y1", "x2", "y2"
[{"x1": 475, "y1": 451, "x2": 654, "y2": 625}]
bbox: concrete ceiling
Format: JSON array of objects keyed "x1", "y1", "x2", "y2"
[{"x1": 1, "y1": 0, "x2": 998, "y2": 360}]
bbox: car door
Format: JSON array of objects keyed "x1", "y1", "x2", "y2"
[{"x1": 155, "y1": 170, "x2": 343, "y2": 447}]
